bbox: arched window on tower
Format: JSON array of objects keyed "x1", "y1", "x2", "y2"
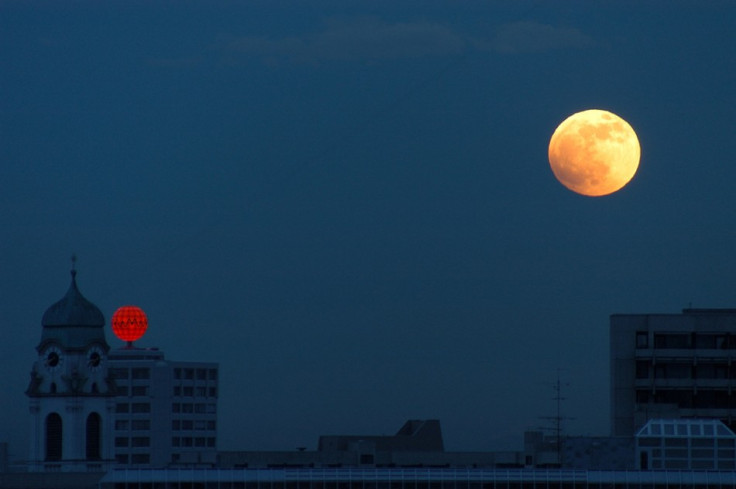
[
  {"x1": 86, "y1": 412, "x2": 101, "y2": 460},
  {"x1": 45, "y1": 413, "x2": 62, "y2": 461}
]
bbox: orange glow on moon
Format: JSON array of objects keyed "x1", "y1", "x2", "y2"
[{"x1": 548, "y1": 109, "x2": 640, "y2": 197}]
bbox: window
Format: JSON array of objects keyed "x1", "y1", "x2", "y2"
[
  {"x1": 131, "y1": 368, "x2": 150, "y2": 380},
  {"x1": 183, "y1": 437, "x2": 193, "y2": 447},
  {"x1": 197, "y1": 369, "x2": 207, "y2": 380},
  {"x1": 131, "y1": 403, "x2": 150, "y2": 413},
  {"x1": 195, "y1": 437, "x2": 205, "y2": 447},
  {"x1": 207, "y1": 437, "x2": 216, "y2": 447},
  {"x1": 185, "y1": 369, "x2": 194, "y2": 380},
  {"x1": 86, "y1": 413, "x2": 101, "y2": 460},
  {"x1": 131, "y1": 454, "x2": 150, "y2": 464},
  {"x1": 173, "y1": 419, "x2": 181, "y2": 430},
  {"x1": 110, "y1": 368, "x2": 129, "y2": 380},
  {"x1": 131, "y1": 386, "x2": 148, "y2": 396},
  {"x1": 173, "y1": 386, "x2": 182, "y2": 396},
  {"x1": 207, "y1": 420, "x2": 216, "y2": 431},
  {"x1": 115, "y1": 437, "x2": 129, "y2": 447},
  {"x1": 115, "y1": 420, "x2": 129, "y2": 430},
  {"x1": 172, "y1": 437, "x2": 180, "y2": 447},
  {"x1": 182, "y1": 420, "x2": 193, "y2": 430},
  {"x1": 172, "y1": 403, "x2": 180, "y2": 413},
  {"x1": 131, "y1": 420, "x2": 150, "y2": 430},
  {"x1": 206, "y1": 403, "x2": 216, "y2": 414},
  {"x1": 636, "y1": 361, "x2": 650, "y2": 379},
  {"x1": 174, "y1": 368, "x2": 182, "y2": 380},
  {"x1": 183, "y1": 386, "x2": 193, "y2": 396},
  {"x1": 195, "y1": 420, "x2": 206, "y2": 430},
  {"x1": 45, "y1": 413, "x2": 62, "y2": 461},
  {"x1": 182, "y1": 404, "x2": 193, "y2": 413},
  {"x1": 209, "y1": 387, "x2": 217, "y2": 397},
  {"x1": 636, "y1": 332, "x2": 649, "y2": 348},
  {"x1": 654, "y1": 333, "x2": 690, "y2": 349},
  {"x1": 117, "y1": 385, "x2": 129, "y2": 396},
  {"x1": 195, "y1": 403, "x2": 205, "y2": 413},
  {"x1": 116, "y1": 403, "x2": 129, "y2": 413},
  {"x1": 131, "y1": 437, "x2": 150, "y2": 447},
  {"x1": 116, "y1": 454, "x2": 129, "y2": 464},
  {"x1": 196, "y1": 387, "x2": 206, "y2": 397}
]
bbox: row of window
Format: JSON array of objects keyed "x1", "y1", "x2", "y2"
[
  {"x1": 636, "y1": 361, "x2": 736, "y2": 380},
  {"x1": 116, "y1": 385, "x2": 148, "y2": 396},
  {"x1": 636, "y1": 389, "x2": 736, "y2": 409},
  {"x1": 173, "y1": 385, "x2": 217, "y2": 397},
  {"x1": 115, "y1": 436, "x2": 150, "y2": 447},
  {"x1": 172, "y1": 402, "x2": 216, "y2": 414},
  {"x1": 110, "y1": 368, "x2": 151, "y2": 380},
  {"x1": 116, "y1": 402, "x2": 150, "y2": 414},
  {"x1": 174, "y1": 367, "x2": 217, "y2": 381},
  {"x1": 172, "y1": 419, "x2": 216, "y2": 431},
  {"x1": 116, "y1": 420, "x2": 150, "y2": 431},
  {"x1": 172, "y1": 436, "x2": 216, "y2": 447},
  {"x1": 116, "y1": 453, "x2": 149, "y2": 464},
  {"x1": 636, "y1": 332, "x2": 736, "y2": 350},
  {"x1": 110, "y1": 367, "x2": 218, "y2": 382}
]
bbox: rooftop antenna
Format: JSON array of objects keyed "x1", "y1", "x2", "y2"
[
  {"x1": 71, "y1": 253, "x2": 78, "y2": 277},
  {"x1": 539, "y1": 368, "x2": 574, "y2": 466}
]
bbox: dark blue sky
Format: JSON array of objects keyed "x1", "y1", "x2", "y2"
[{"x1": 2, "y1": 1, "x2": 735, "y2": 456}]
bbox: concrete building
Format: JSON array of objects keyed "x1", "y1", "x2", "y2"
[
  {"x1": 107, "y1": 348, "x2": 218, "y2": 467},
  {"x1": 24, "y1": 268, "x2": 218, "y2": 473},
  {"x1": 611, "y1": 308, "x2": 736, "y2": 437}
]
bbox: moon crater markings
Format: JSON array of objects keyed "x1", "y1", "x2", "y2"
[{"x1": 548, "y1": 109, "x2": 640, "y2": 197}]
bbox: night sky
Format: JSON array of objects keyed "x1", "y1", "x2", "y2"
[{"x1": 2, "y1": 1, "x2": 736, "y2": 459}]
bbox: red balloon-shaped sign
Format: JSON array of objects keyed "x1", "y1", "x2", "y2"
[{"x1": 112, "y1": 305, "x2": 148, "y2": 343}]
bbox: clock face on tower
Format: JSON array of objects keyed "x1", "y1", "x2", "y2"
[
  {"x1": 87, "y1": 345, "x2": 104, "y2": 371},
  {"x1": 42, "y1": 345, "x2": 63, "y2": 373}
]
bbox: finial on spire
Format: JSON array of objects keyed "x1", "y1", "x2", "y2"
[{"x1": 71, "y1": 253, "x2": 78, "y2": 278}]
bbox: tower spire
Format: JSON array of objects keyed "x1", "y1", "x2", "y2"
[{"x1": 71, "y1": 253, "x2": 77, "y2": 278}]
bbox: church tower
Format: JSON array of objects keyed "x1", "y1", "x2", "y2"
[{"x1": 26, "y1": 267, "x2": 115, "y2": 472}]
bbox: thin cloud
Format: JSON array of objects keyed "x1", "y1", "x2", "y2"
[
  {"x1": 485, "y1": 21, "x2": 593, "y2": 54},
  {"x1": 221, "y1": 17, "x2": 465, "y2": 64}
]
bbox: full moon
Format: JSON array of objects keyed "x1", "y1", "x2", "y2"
[{"x1": 548, "y1": 109, "x2": 640, "y2": 197}]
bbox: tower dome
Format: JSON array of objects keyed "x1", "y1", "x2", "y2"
[
  {"x1": 42, "y1": 270, "x2": 105, "y2": 327},
  {"x1": 38, "y1": 270, "x2": 108, "y2": 350}
]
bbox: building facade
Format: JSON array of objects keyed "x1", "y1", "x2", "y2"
[
  {"x1": 107, "y1": 348, "x2": 218, "y2": 467},
  {"x1": 26, "y1": 269, "x2": 218, "y2": 472},
  {"x1": 611, "y1": 309, "x2": 736, "y2": 437}
]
